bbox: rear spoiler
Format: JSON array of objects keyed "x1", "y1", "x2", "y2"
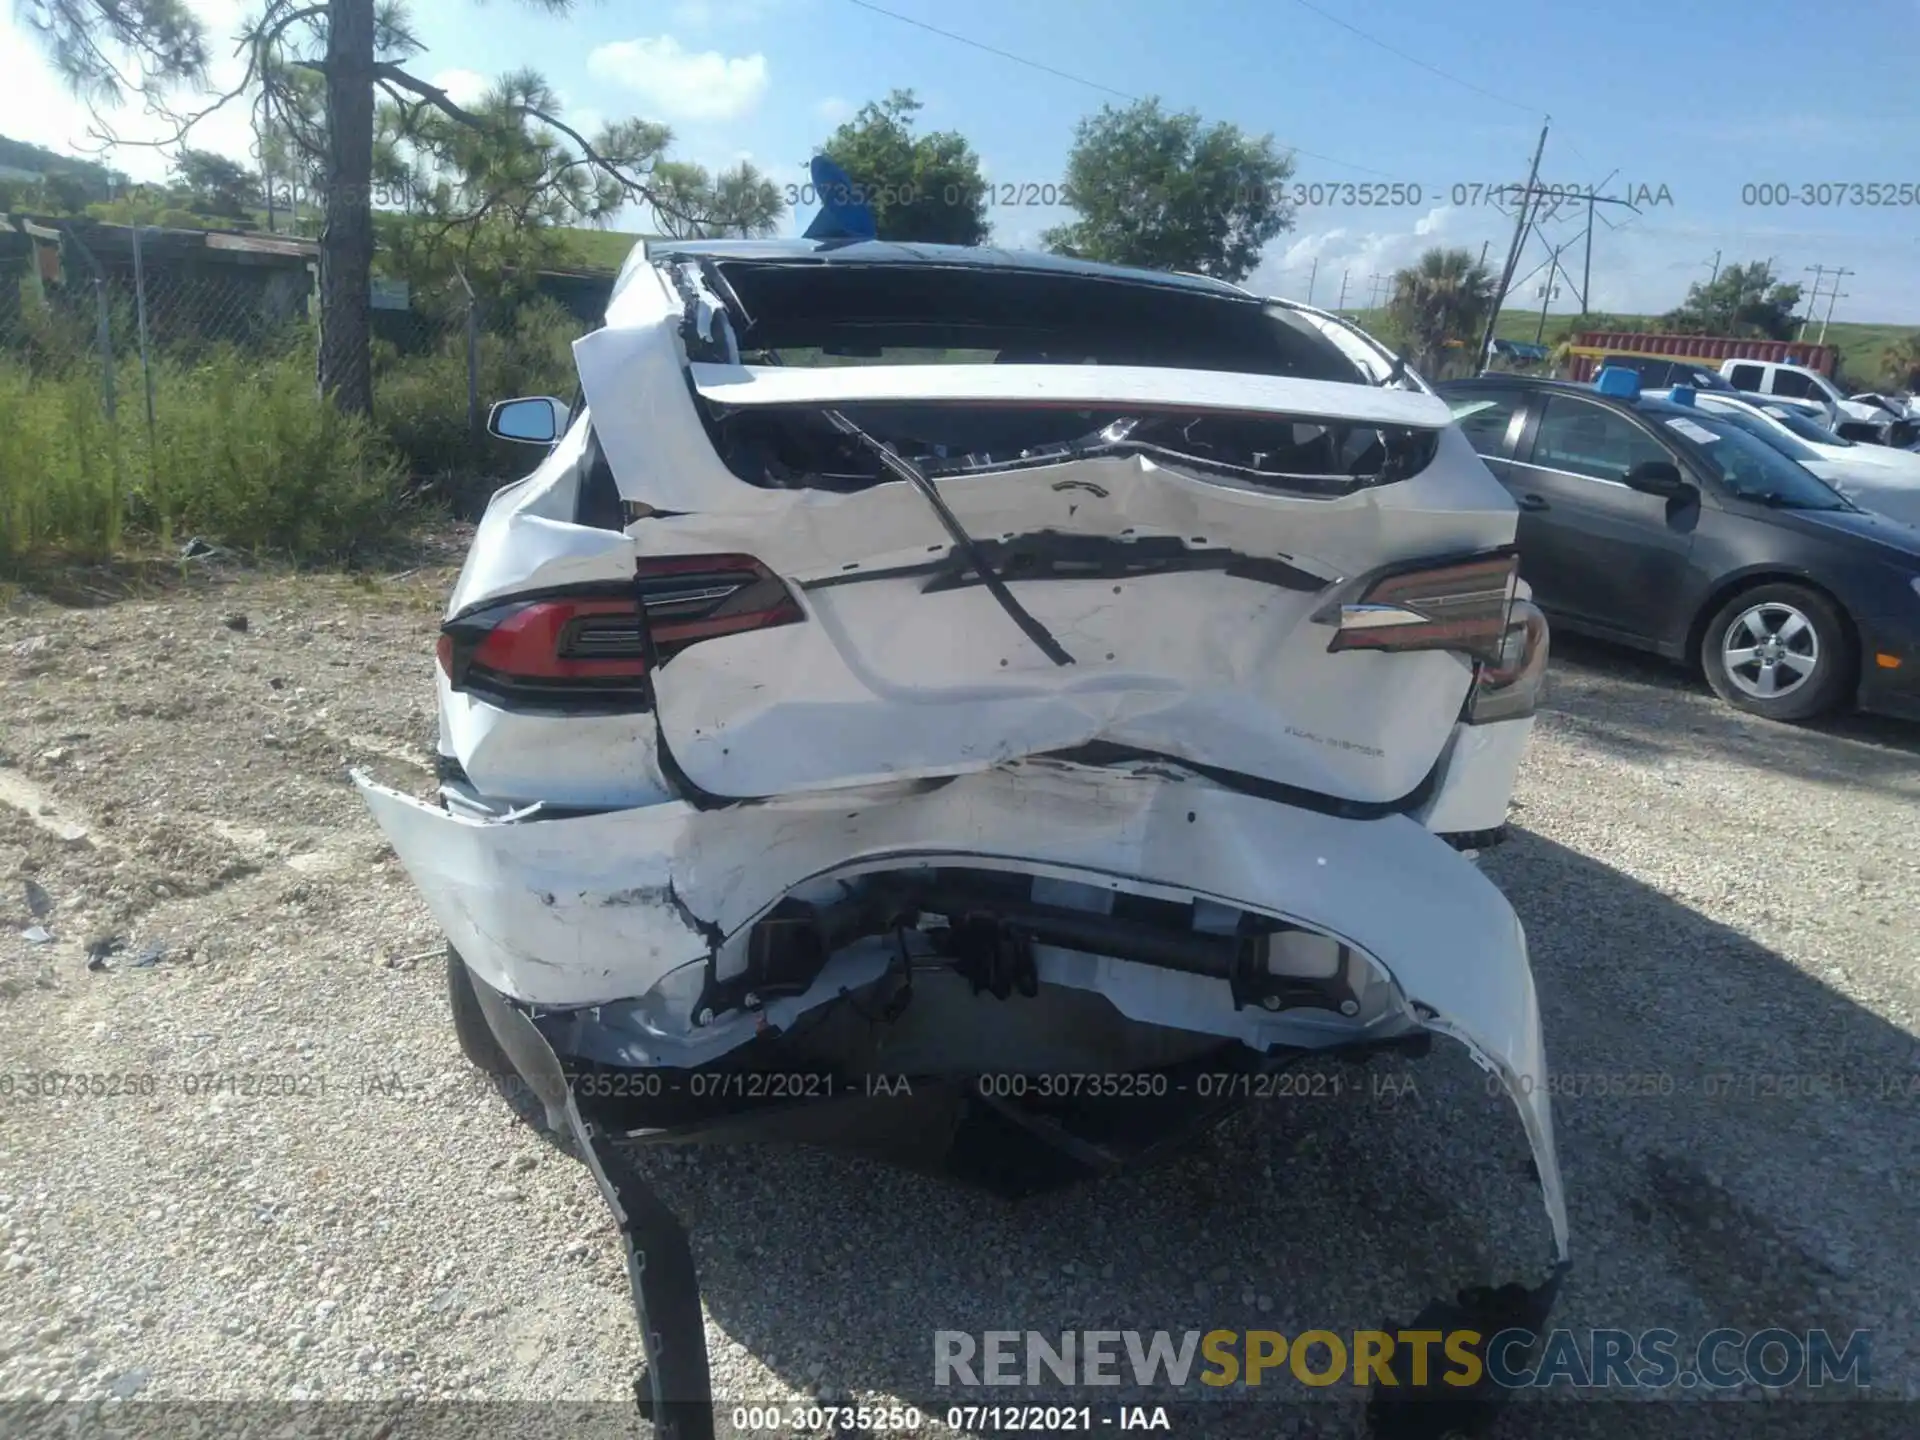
[{"x1": 687, "y1": 362, "x2": 1456, "y2": 430}]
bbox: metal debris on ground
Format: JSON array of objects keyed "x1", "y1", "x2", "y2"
[
  {"x1": 24, "y1": 879, "x2": 53, "y2": 917},
  {"x1": 22, "y1": 925, "x2": 54, "y2": 946},
  {"x1": 85, "y1": 936, "x2": 125, "y2": 971}
]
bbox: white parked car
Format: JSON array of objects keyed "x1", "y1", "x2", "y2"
[
  {"x1": 1850, "y1": 391, "x2": 1913, "y2": 421},
  {"x1": 1848, "y1": 391, "x2": 1920, "y2": 447},
  {"x1": 355, "y1": 237, "x2": 1566, "y2": 1430},
  {"x1": 1677, "y1": 389, "x2": 1920, "y2": 528},
  {"x1": 1719, "y1": 357, "x2": 1893, "y2": 439}
]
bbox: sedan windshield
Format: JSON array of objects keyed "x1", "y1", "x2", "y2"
[
  {"x1": 1763, "y1": 405, "x2": 1854, "y2": 447},
  {"x1": 1693, "y1": 402, "x2": 1823, "y2": 463},
  {"x1": 1657, "y1": 411, "x2": 1856, "y2": 510}
]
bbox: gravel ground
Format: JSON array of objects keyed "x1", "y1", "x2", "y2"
[{"x1": 1, "y1": 546, "x2": 1916, "y2": 1439}]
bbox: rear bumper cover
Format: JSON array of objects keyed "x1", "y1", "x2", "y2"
[
  {"x1": 357, "y1": 757, "x2": 1566, "y2": 1259},
  {"x1": 362, "y1": 758, "x2": 1569, "y2": 1430}
]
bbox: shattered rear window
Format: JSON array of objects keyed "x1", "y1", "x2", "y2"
[{"x1": 683, "y1": 259, "x2": 1437, "y2": 498}]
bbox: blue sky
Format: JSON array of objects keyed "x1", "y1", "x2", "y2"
[{"x1": 7, "y1": 0, "x2": 1920, "y2": 321}]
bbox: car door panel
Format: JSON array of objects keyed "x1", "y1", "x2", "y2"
[{"x1": 1505, "y1": 394, "x2": 1698, "y2": 643}]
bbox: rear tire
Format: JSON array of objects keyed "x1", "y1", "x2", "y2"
[
  {"x1": 447, "y1": 944, "x2": 514, "y2": 1077},
  {"x1": 1699, "y1": 583, "x2": 1850, "y2": 721},
  {"x1": 447, "y1": 946, "x2": 575, "y2": 1152}
]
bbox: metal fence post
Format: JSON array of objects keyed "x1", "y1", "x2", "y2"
[
  {"x1": 93, "y1": 278, "x2": 115, "y2": 426},
  {"x1": 467, "y1": 298, "x2": 481, "y2": 444},
  {"x1": 129, "y1": 225, "x2": 159, "y2": 500},
  {"x1": 60, "y1": 222, "x2": 124, "y2": 544},
  {"x1": 94, "y1": 274, "x2": 123, "y2": 543},
  {"x1": 455, "y1": 266, "x2": 481, "y2": 449}
]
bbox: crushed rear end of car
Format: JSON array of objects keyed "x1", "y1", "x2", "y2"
[{"x1": 359, "y1": 238, "x2": 1566, "y2": 1436}]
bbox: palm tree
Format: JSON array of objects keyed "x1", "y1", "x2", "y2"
[{"x1": 1386, "y1": 248, "x2": 1496, "y2": 380}]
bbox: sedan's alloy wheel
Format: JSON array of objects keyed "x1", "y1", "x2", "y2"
[{"x1": 1721, "y1": 601, "x2": 1820, "y2": 700}]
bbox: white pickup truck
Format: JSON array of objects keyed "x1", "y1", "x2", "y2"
[{"x1": 1718, "y1": 357, "x2": 1892, "y2": 439}]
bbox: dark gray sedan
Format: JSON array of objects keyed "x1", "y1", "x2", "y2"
[{"x1": 1439, "y1": 374, "x2": 1920, "y2": 722}]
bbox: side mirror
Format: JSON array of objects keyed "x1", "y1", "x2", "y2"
[
  {"x1": 487, "y1": 396, "x2": 568, "y2": 446},
  {"x1": 1624, "y1": 459, "x2": 1690, "y2": 497}
]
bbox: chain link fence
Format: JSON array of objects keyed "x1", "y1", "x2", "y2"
[{"x1": 1, "y1": 217, "x2": 598, "y2": 560}]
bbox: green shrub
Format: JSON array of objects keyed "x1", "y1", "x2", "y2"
[
  {"x1": 0, "y1": 291, "x2": 583, "y2": 566},
  {"x1": 0, "y1": 337, "x2": 405, "y2": 565},
  {"x1": 375, "y1": 295, "x2": 579, "y2": 500}
]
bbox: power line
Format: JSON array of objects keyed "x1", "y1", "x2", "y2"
[
  {"x1": 840, "y1": 0, "x2": 1393, "y2": 176},
  {"x1": 841, "y1": 0, "x2": 1135, "y2": 102},
  {"x1": 1286, "y1": 0, "x2": 1534, "y2": 114},
  {"x1": 1284, "y1": 0, "x2": 1599, "y2": 172}
]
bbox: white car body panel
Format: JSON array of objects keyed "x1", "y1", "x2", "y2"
[
  {"x1": 1687, "y1": 392, "x2": 1920, "y2": 528},
  {"x1": 357, "y1": 759, "x2": 1568, "y2": 1268},
  {"x1": 553, "y1": 258, "x2": 1521, "y2": 805},
  {"x1": 638, "y1": 426, "x2": 1508, "y2": 803},
  {"x1": 684, "y1": 360, "x2": 1456, "y2": 429},
  {"x1": 1413, "y1": 718, "x2": 1533, "y2": 834},
  {"x1": 1804, "y1": 462, "x2": 1920, "y2": 529},
  {"x1": 434, "y1": 406, "x2": 1544, "y2": 812}
]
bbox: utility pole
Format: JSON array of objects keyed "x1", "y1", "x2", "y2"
[
  {"x1": 1799, "y1": 264, "x2": 1828, "y2": 340},
  {"x1": 1706, "y1": 249, "x2": 1721, "y2": 286},
  {"x1": 1305, "y1": 256, "x2": 1318, "y2": 307},
  {"x1": 1478, "y1": 118, "x2": 1550, "y2": 373},
  {"x1": 1816, "y1": 268, "x2": 1853, "y2": 345},
  {"x1": 1335, "y1": 267, "x2": 1350, "y2": 313},
  {"x1": 1581, "y1": 194, "x2": 1595, "y2": 315},
  {"x1": 1533, "y1": 239, "x2": 1573, "y2": 345}
]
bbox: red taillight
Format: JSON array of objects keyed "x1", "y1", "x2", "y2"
[
  {"x1": 470, "y1": 597, "x2": 648, "y2": 682},
  {"x1": 438, "y1": 556, "x2": 800, "y2": 710},
  {"x1": 1324, "y1": 551, "x2": 1518, "y2": 665},
  {"x1": 636, "y1": 553, "x2": 802, "y2": 659}
]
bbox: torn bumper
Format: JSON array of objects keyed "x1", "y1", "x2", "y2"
[
  {"x1": 363, "y1": 759, "x2": 1568, "y2": 1434},
  {"x1": 356, "y1": 759, "x2": 1567, "y2": 1264}
]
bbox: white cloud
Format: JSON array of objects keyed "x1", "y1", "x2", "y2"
[
  {"x1": 813, "y1": 96, "x2": 852, "y2": 125},
  {"x1": 1255, "y1": 206, "x2": 1504, "y2": 305},
  {"x1": 429, "y1": 69, "x2": 491, "y2": 108},
  {"x1": 587, "y1": 36, "x2": 769, "y2": 122}
]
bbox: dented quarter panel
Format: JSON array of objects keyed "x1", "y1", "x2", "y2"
[
  {"x1": 1415, "y1": 717, "x2": 1535, "y2": 836},
  {"x1": 445, "y1": 418, "x2": 634, "y2": 622},
  {"x1": 437, "y1": 669, "x2": 675, "y2": 809}
]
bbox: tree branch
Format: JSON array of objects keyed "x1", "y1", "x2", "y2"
[
  {"x1": 244, "y1": 2, "x2": 330, "y2": 59},
  {"x1": 373, "y1": 61, "x2": 703, "y2": 228}
]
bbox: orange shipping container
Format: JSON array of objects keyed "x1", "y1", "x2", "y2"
[{"x1": 1568, "y1": 331, "x2": 1838, "y2": 383}]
